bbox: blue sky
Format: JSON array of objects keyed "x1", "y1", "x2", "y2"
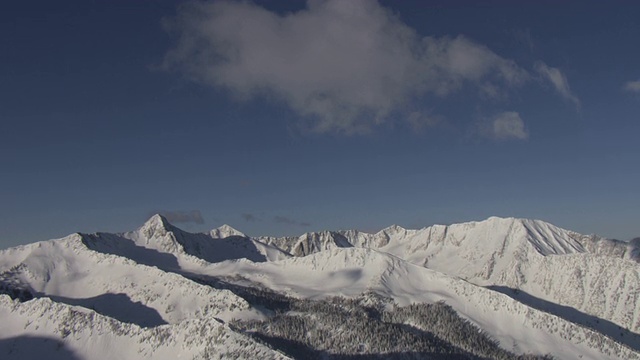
[{"x1": 2, "y1": 0, "x2": 639, "y2": 248}]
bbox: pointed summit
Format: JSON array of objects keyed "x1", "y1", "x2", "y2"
[
  {"x1": 138, "y1": 214, "x2": 175, "y2": 239},
  {"x1": 210, "y1": 224, "x2": 246, "y2": 238},
  {"x1": 143, "y1": 214, "x2": 171, "y2": 230}
]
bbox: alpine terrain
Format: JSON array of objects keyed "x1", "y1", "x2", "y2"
[{"x1": 0, "y1": 215, "x2": 638, "y2": 359}]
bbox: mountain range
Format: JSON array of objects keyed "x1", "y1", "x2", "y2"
[{"x1": 0, "y1": 215, "x2": 638, "y2": 359}]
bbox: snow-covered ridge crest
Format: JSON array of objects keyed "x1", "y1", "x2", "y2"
[
  {"x1": 0, "y1": 232, "x2": 250, "y2": 326},
  {"x1": 210, "y1": 224, "x2": 246, "y2": 238},
  {"x1": 1, "y1": 214, "x2": 638, "y2": 359},
  {"x1": 261, "y1": 216, "x2": 638, "y2": 262},
  {"x1": 121, "y1": 214, "x2": 289, "y2": 264},
  {"x1": 373, "y1": 216, "x2": 587, "y2": 257},
  {"x1": 259, "y1": 217, "x2": 594, "y2": 259}
]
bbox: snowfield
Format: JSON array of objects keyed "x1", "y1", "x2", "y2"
[{"x1": 0, "y1": 215, "x2": 638, "y2": 359}]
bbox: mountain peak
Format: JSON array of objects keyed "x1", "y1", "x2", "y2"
[
  {"x1": 137, "y1": 214, "x2": 177, "y2": 240},
  {"x1": 480, "y1": 216, "x2": 522, "y2": 225},
  {"x1": 210, "y1": 224, "x2": 246, "y2": 238},
  {"x1": 143, "y1": 214, "x2": 171, "y2": 230},
  {"x1": 455, "y1": 216, "x2": 587, "y2": 256}
]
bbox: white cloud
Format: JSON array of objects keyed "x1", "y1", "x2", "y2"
[
  {"x1": 482, "y1": 111, "x2": 529, "y2": 141},
  {"x1": 534, "y1": 62, "x2": 581, "y2": 111},
  {"x1": 164, "y1": 0, "x2": 528, "y2": 134},
  {"x1": 624, "y1": 79, "x2": 640, "y2": 92}
]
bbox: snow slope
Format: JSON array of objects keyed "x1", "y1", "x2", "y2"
[
  {"x1": 201, "y1": 247, "x2": 639, "y2": 360},
  {"x1": 361, "y1": 217, "x2": 640, "y2": 334},
  {"x1": 0, "y1": 233, "x2": 249, "y2": 326},
  {"x1": 0, "y1": 295, "x2": 289, "y2": 360},
  {"x1": 0, "y1": 215, "x2": 638, "y2": 359},
  {"x1": 259, "y1": 217, "x2": 640, "y2": 334}
]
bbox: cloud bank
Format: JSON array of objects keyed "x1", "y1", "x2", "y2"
[{"x1": 164, "y1": 0, "x2": 528, "y2": 134}]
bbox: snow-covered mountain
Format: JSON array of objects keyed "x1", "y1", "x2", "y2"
[
  {"x1": 122, "y1": 214, "x2": 290, "y2": 264},
  {"x1": 0, "y1": 296, "x2": 289, "y2": 360},
  {"x1": 0, "y1": 214, "x2": 638, "y2": 359},
  {"x1": 260, "y1": 217, "x2": 640, "y2": 334},
  {"x1": 203, "y1": 247, "x2": 639, "y2": 359},
  {"x1": 210, "y1": 223, "x2": 247, "y2": 238},
  {"x1": 361, "y1": 218, "x2": 640, "y2": 335},
  {"x1": 0, "y1": 233, "x2": 250, "y2": 326}
]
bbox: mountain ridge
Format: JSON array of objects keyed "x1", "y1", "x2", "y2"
[{"x1": 1, "y1": 214, "x2": 638, "y2": 359}]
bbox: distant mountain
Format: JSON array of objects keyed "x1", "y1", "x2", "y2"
[
  {"x1": 210, "y1": 224, "x2": 246, "y2": 238},
  {"x1": 0, "y1": 215, "x2": 638, "y2": 359},
  {"x1": 92, "y1": 214, "x2": 290, "y2": 266}
]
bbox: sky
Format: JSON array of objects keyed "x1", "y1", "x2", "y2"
[{"x1": 2, "y1": 0, "x2": 639, "y2": 248}]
